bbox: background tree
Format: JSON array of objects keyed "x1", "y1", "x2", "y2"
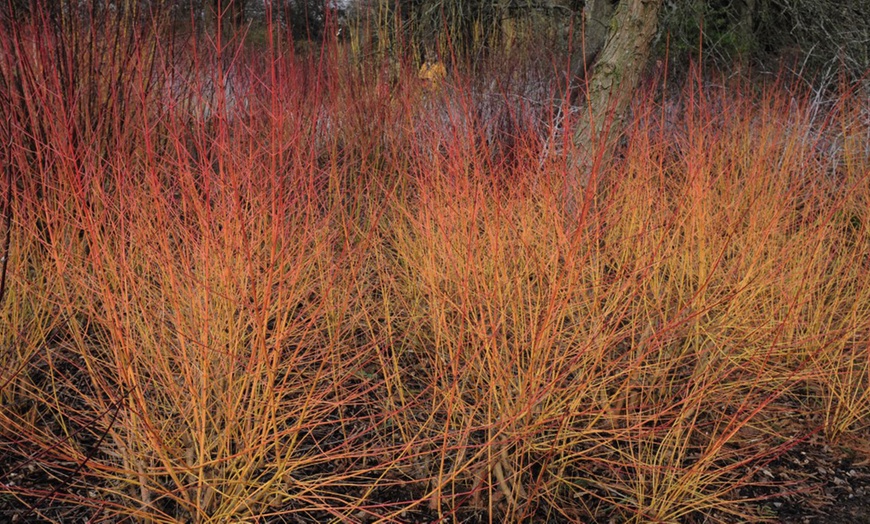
[
  {"x1": 277, "y1": 0, "x2": 328, "y2": 41},
  {"x1": 563, "y1": 0, "x2": 664, "y2": 220}
]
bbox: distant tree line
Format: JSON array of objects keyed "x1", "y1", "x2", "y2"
[
  {"x1": 2, "y1": 0, "x2": 866, "y2": 78},
  {"x1": 0, "y1": 1, "x2": 334, "y2": 41}
]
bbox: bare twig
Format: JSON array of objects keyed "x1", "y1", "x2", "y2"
[{"x1": 0, "y1": 153, "x2": 12, "y2": 307}]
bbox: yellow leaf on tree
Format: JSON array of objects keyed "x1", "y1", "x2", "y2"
[{"x1": 418, "y1": 61, "x2": 446, "y2": 84}]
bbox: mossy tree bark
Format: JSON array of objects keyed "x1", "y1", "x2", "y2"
[
  {"x1": 567, "y1": 0, "x2": 663, "y2": 223},
  {"x1": 578, "y1": 0, "x2": 615, "y2": 76}
]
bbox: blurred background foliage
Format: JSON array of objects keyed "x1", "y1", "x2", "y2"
[
  {"x1": 2, "y1": 0, "x2": 867, "y2": 82},
  {"x1": 656, "y1": 0, "x2": 870, "y2": 81}
]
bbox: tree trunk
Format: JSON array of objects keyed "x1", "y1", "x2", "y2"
[
  {"x1": 578, "y1": 0, "x2": 614, "y2": 77},
  {"x1": 567, "y1": 0, "x2": 663, "y2": 223},
  {"x1": 737, "y1": 0, "x2": 757, "y2": 62}
]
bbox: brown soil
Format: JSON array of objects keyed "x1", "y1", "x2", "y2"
[{"x1": 3, "y1": 434, "x2": 870, "y2": 523}]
